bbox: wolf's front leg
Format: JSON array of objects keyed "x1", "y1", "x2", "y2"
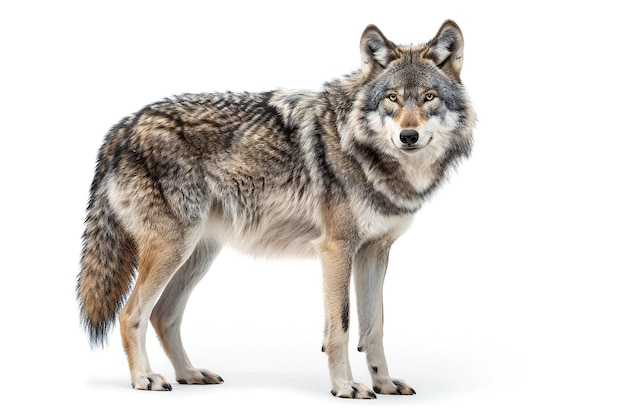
[
  {"x1": 319, "y1": 238, "x2": 377, "y2": 399},
  {"x1": 353, "y1": 240, "x2": 416, "y2": 395}
]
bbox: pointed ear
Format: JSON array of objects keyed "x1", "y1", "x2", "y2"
[
  {"x1": 360, "y1": 25, "x2": 400, "y2": 78},
  {"x1": 422, "y1": 20, "x2": 465, "y2": 82}
]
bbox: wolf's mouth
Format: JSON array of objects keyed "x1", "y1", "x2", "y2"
[
  {"x1": 401, "y1": 147, "x2": 420, "y2": 154},
  {"x1": 399, "y1": 136, "x2": 432, "y2": 153}
]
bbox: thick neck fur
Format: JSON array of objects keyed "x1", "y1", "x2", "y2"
[{"x1": 272, "y1": 67, "x2": 473, "y2": 217}]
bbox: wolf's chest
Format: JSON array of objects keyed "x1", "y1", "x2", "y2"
[{"x1": 352, "y1": 201, "x2": 415, "y2": 242}]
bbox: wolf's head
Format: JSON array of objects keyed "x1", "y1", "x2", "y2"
[{"x1": 350, "y1": 21, "x2": 473, "y2": 158}]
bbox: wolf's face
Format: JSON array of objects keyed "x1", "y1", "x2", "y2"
[
  {"x1": 355, "y1": 22, "x2": 471, "y2": 157},
  {"x1": 366, "y1": 58, "x2": 467, "y2": 155}
]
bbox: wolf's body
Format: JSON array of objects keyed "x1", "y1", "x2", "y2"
[{"x1": 77, "y1": 20, "x2": 474, "y2": 398}]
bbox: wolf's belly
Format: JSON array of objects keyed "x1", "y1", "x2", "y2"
[{"x1": 204, "y1": 209, "x2": 321, "y2": 259}]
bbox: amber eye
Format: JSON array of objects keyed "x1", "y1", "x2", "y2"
[
  {"x1": 425, "y1": 93, "x2": 435, "y2": 101},
  {"x1": 387, "y1": 93, "x2": 398, "y2": 102}
]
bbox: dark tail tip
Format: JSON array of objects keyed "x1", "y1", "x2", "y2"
[{"x1": 79, "y1": 308, "x2": 115, "y2": 349}]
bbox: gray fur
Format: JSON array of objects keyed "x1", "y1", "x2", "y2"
[{"x1": 77, "y1": 20, "x2": 475, "y2": 398}]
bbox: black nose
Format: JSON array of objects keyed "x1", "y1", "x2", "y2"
[{"x1": 399, "y1": 129, "x2": 419, "y2": 145}]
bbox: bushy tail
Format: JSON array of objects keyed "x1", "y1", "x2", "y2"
[{"x1": 76, "y1": 175, "x2": 137, "y2": 348}]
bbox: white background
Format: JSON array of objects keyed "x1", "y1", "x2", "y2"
[{"x1": 1, "y1": 1, "x2": 624, "y2": 415}]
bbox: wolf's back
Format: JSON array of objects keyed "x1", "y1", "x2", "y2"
[{"x1": 77, "y1": 126, "x2": 137, "y2": 347}]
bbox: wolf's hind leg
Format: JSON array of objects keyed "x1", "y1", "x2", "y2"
[
  {"x1": 119, "y1": 234, "x2": 191, "y2": 391},
  {"x1": 150, "y1": 239, "x2": 224, "y2": 386},
  {"x1": 354, "y1": 239, "x2": 415, "y2": 395}
]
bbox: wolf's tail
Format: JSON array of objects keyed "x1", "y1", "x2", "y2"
[{"x1": 76, "y1": 151, "x2": 137, "y2": 347}]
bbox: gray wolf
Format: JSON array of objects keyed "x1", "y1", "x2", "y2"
[{"x1": 77, "y1": 20, "x2": 475, "y2": 399}]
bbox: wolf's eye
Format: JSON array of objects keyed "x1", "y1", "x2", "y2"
[
  {"x1": 387, "y1": 93, "x2": 398, "y2": 102},
  {"x1": 425, "y1": 93, "x2": 435, "y2": 101}
]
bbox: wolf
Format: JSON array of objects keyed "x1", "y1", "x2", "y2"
[{"x1": 76, "y1": 20, "x2": 474, "y2": 399}]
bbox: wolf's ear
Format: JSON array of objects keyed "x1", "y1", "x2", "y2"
[
  {"x1": 422, "y1": 20, "x2": 464, "y2": 82},
  {"x1": 360, "y1": 25, "x2": 400, "y2": 78}
]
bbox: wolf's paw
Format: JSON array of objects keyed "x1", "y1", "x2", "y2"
[
  {"x1": 372, "y1": 377, "x2": 416, "y2": 395},
  {"x1": 176, "y1": 368, "x2": 224, "y2": 385},
  {"x1": 131, "y1": 373, "x2": 172, "y2": 391},
  {"x1": 331, "y1": 381, "x2": 377, "y2": 399}
]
